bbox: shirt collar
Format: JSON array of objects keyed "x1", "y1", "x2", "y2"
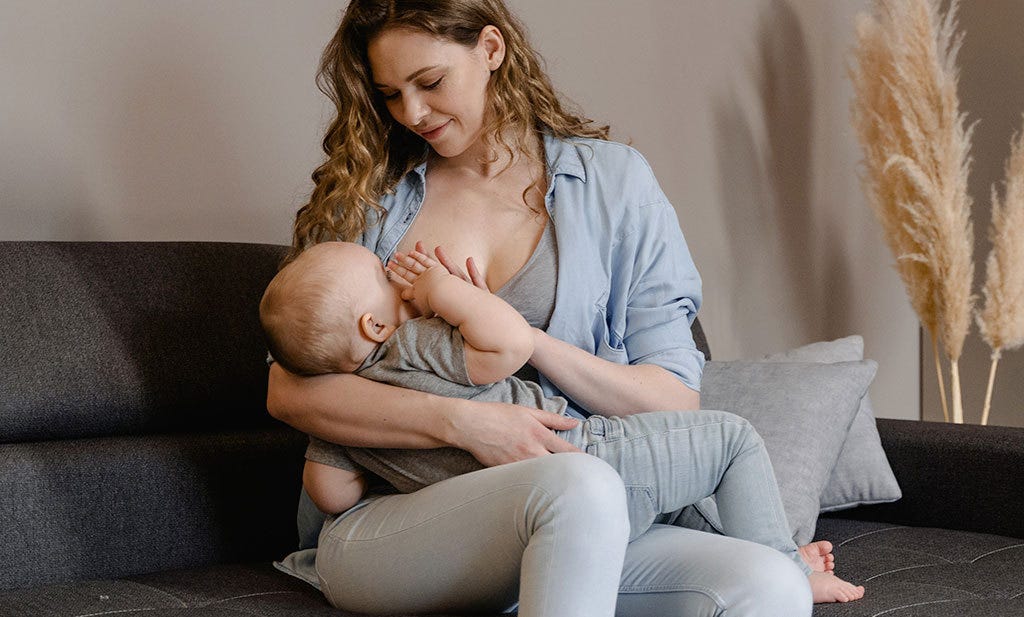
[{"x1": 543, "y1": 132, "x2": 587, "y2": 182}]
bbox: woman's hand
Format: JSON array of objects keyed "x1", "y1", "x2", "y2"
[{"x1": 448, "y1": 399, "x2": 582, "y2": 467}]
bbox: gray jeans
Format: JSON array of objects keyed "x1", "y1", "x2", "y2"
[{"x1": 315, "y1": 410, "x2": 812, "y2": 617}]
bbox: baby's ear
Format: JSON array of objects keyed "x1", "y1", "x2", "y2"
[{"x1": 359, "y1": 313, "x2": 392, "y2": 343}]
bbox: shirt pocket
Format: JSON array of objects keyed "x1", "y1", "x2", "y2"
[{"x1": 592, "y1": 291, "x2": 628, "y2": 364}]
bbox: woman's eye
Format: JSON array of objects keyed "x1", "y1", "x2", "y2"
[
  {"x1": 424, "y1": 77, "x2": 443, "y2": 90},
  {"x1": 382, "y1": 91, "x2": 400, "y2": 101}
]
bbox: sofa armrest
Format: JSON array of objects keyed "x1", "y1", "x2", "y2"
[{"x1": 828, "y1": 418, "x2": 1024, "y2": 539}]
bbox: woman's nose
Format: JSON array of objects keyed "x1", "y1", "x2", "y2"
[{"x1": 401, "y1": 95, "x2": 430, "y2": 129}]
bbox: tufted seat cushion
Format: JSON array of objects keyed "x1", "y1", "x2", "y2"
[
  {"x1": 813, "y1": 518, "x2": 1024, "y2": 617},
  {"x1": 0, "y1": 563, "x2": 338, "y2": 616},
  {"x1": 6, "y1": 519, "x2": 1022, "y2": 617}
]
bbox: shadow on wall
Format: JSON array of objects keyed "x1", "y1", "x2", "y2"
[{"x1": 713, "y1": 0, "x2": 849, "y2": 352}]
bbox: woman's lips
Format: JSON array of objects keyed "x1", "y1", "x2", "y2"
[{"x1": 419, "y1": 120, "x2": 451, "y2": 140}]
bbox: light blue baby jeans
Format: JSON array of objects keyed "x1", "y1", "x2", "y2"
[
  {"x1": 560, "y1": 409, "x2": 810, "y2": 573},
  {"x1": 315, "y1": 412, "x2": 812, "y2": 617}
]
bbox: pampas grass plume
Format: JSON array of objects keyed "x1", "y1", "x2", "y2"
[
  {"x1": 850, "y1": 0, "x2": 975, "y2": 423},
  {"x1": 977, "y1": 120, "x2": 1024, "y2": 424}
]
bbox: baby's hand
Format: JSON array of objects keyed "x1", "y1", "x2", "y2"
[
  {"x1": 388, "y1": 247, "x2": 449, "y2": 317},
  {"x1": 388, "y1": 246, "x2": 442, "y2": 285}
]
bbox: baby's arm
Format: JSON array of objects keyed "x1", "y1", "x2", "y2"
[
  {"x1": 390, "y1": 249, "x2": 533, "y2": 385},
  {"x1": 303, "y1": 460, "x2": 368, "y2": 515}
]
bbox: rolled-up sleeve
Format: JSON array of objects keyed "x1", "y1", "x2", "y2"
[{"x1": 621, "y1": 201, "x2": 705, "y2": 391}]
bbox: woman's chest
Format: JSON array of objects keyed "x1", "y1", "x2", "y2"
[{"x1": 397, "y1": 177, "x2": 549, "y2": 291}]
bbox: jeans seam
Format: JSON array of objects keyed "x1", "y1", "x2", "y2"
[
  {"x1": 323, "y1": 482, "x2": 554, "y2": 544},
  {"x1": 610, "y1": 418, "x2": 752, "y2": 447},
  {"x1": 618, "y1": 583, "x2": 726, "y2": 608}
]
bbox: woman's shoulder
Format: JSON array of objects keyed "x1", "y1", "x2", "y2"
[
  {"x1": 555, "y1": 135, "x2": 655, "y2": 171},
  {"x1": 549, "y1": 135, "x2": 668, "y2": 211},
  {"x1": 557, "y1": 135, "x2": 660, "y2": 184}
]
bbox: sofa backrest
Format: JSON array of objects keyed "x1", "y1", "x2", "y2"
[
  {"x1": 0, "y1": 242, "x2": 306, "y2": 590},
  {"x1": 0, "y1": 242, "x2": 289, "y2": 441},
  {"x1": 0, "y1": 240, "x2": 712, "y2": 591}
]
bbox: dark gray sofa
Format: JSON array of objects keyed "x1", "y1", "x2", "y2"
[{"x1": 2, "y1": 241, "x2": 1022, "y2": 617}]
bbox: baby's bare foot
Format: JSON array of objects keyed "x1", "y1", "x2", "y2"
[
  {"x1": 799, "y1": 540, "x2": 835, "y2": 573},
  {"x1": 809, "y1": 572, "x2": 865, "y2": 603}
]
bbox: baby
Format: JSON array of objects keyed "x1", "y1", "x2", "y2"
[{"x1": 259, "y1": 241, "x2": 864, "y2": 604}]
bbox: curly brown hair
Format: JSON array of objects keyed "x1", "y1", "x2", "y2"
[{"x1": 288, "y1": 0, "x2": 609, "y2": 263}]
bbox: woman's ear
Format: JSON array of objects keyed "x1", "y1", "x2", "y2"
[
  {"x1": 478, "y1": 25, "x2": 505, "y2": 72},
  {"x1": 359, "y1": 312, "x2": 393, "y2": 343}
]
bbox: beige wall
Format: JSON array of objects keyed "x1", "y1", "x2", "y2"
[{"x1": 1, "y1": 0, "x2": 932, "y2": 420}]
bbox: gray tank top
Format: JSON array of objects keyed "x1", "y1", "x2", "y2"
[{"x1": 495, "y1": 220, "x2": 557, "y2": 384}]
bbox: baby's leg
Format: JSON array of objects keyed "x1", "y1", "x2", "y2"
[
  {"x1": 570, "y1": 410, "x2": 795, "y2": 551},
  {"x1": 810, "y1": 573, "x2": 865, "y2": 603},
  {"x1": 568, "y1": 411, "x2": 864, "y2": 603},
  {"x1": 800, "y1": 540, "x2": 836, "y2": 573}
]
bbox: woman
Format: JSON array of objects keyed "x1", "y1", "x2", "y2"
[{"x1": 269, "y1": 1, "x2": 823, "y2": 615}]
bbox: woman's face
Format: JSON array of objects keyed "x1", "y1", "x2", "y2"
[{"x1": 367, "y1": 26, "x2": 504, "y2": 159}]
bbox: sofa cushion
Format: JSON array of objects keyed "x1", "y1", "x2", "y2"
[
  {"x1": 701, "y1": 359, "x2": 878, "y2": 545},
  {"x1": 0, "y1": 429, "x2": 305, "y2": 590},
  {"x1": 0, "y1": 241, "x2": 287, "y2": 443},
  {"x1": 0, "y1": 562, "x2": 506, "y2": 617},
  {"x1": 0, "y1": 563, "x2": 338, "y2": 616},
  {"x1": 762, "y1": 336, "x2": 902, "y2": 512},
  {"x1": 813, "y1": 517, "x2": 1024, "y2": 617}
]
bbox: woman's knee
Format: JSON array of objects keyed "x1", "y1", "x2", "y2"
[{"x1": 521, "y1": 453, "x2": 629, "y2": 537}]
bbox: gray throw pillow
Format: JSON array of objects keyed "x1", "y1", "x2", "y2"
[
  {"x1": 700, "y1": 359, "x2": 878, "y2": 545},
  {"x1": 762, "y1": 336, "x2": 901, "y2": 512}
]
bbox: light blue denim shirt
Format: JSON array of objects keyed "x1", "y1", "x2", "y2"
[
  {"x1": 359, "y1": 133, "x2": 705, "y2": 397},
  {"x1": 275, "y1": 134, "x2": 706, "y2": 585}
]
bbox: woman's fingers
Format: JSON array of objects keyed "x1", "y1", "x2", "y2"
[
  {"x1": 463, "y1": 404, "x2": 581, "y2": 465},
  {"x1": 531, "y1": 409, "x2": 580, "y2": 432},
  {"x1": 542, "y1": 432, "x2": 582, "y2": 454}
]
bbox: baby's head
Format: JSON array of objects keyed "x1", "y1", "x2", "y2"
[{"x1": 260, "y1": 242, "x2": 416, "y2": 375}]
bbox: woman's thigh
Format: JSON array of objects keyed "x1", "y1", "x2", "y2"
[
  {"x1": 316, "y1": 452, "x2": 630, "y2": 617},
  {"x1": 616, "y1": 524, "x2": 812, "y2": 617}
]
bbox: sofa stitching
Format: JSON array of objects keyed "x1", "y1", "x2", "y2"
[
  {"x1": 74, "y1": 609, "x2": 159, "y2": 617},
  {"x1": 836, "y1": 526, "x2": 904, "y2": 547},
  {"x1": 968, "y1": 543, "x2": 1024, "y2": 563},
  {"x1": 122, "y1": 583, "x2": 188, "y2": 608},
  {"x1": 864, "y1": 546, "x2": 956, "y2": 564},
  {"x1": 871, "y1": 598, "x2": 980, "y2": 616},
  {"x1": 198, "y1": 590, "x2": 307, "y2": 606},
  {"x1": 863, "y1": 562, "x2": 977, "y2": 583}
]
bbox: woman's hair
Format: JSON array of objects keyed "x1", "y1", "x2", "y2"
[{"x1": 288, "y1": 0, "x2": 609, "y2": 263}]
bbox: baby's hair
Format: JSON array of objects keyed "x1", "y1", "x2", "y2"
[{"x1": 260, "y1": 246, "x2": 364, "y2": 376}]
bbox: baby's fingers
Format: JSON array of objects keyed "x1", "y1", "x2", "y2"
[{"x1": 410, "y1": 241, "x2": 440, "y2": 268}]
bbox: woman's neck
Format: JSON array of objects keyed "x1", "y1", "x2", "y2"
[{"x1": 429, "y1": 126, "x2": 544, "y2": 180}]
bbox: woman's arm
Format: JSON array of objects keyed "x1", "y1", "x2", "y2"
[
  {"x1": 267, "y1": 363, "x2": 581, "y2": 466},
  {"x1": 529, "y1": 328, "x2": 699, "y2": 416}
]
